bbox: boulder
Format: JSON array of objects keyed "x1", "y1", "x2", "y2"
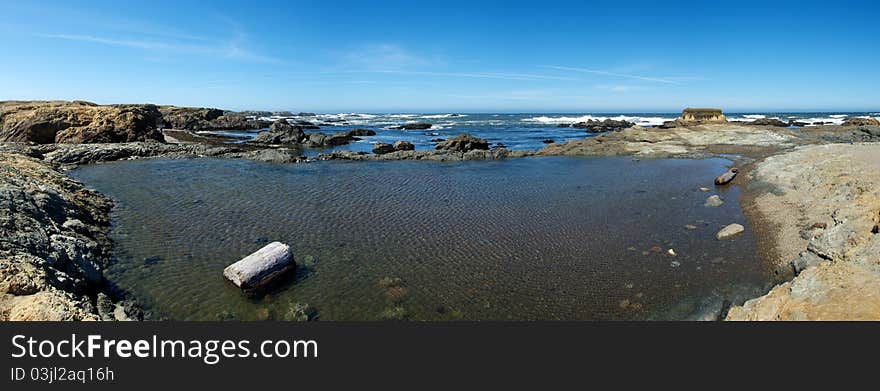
[
  {"x1": 716, "y1": 224, "x2": 745, "y2": 240},
  {"x1": 223, "y1": 242, "x2": 295, "y2": 292},
  {"x1": 714, "y1": 168, "x2": 738, "y2": 185},
  {"x1": 843, "y1": 117, "x2": 880, "y2": 127},
  {"x1": 372, "y1": 142, "x2": 395, "y2": 154},
  {"x1": 324, "y1": 132, "x2": 354, "y2": 146},
  {"x1": 391, "y1": 123, "x2": 432, "y2": 130},
  {"x1": 435, "y1": 134, "x2": 489, "y2": 152},
  {"x1": 393, "y1": 141, "x2": 415, "y2": 151}
]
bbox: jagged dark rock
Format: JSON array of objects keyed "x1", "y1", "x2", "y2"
[
  {"x1": 391, "y1": 123, "x2": 432, "y2": 130},
  {"x1": 435, "y1": 134, "x2": 489, "y2": 152},
  {"x1": 570, "y1": 119, "x2": 634, "y2": 133},
  {"x1": 372, "y1": 142, "x2": 395, "y2": 154}
]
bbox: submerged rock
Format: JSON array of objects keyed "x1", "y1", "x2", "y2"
[
  {"x1": 716, "y1": 224, "x2": 745, "y2": 240},
  {"x1": 285, "y1": 303, "x2": 317, "y2": 321},
  {"x1": 704, "y1": 195, "x2": 724, "y2": 207}
]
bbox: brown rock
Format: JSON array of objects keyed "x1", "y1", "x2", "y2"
[
  {"x1": 372, "y1": 142, "x2": 395, "y2": 154},
  {"x1": 435, "y1": 134, "x2": 489, "y2": 152},
  {"x1": 714, "y1": 168, "x2": 738, "y2": 185}
]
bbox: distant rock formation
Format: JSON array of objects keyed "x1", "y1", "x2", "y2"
[
  {"x1": 252, "y1": 119, "x2": 374, "y2": 148},
  {"x1": 157, "y1": 106, "x2": 270, "y2": 131},
  {"x1": 843, "y1": 117, "x2": 880, "y2": 127},
  {"x1": 567, "y1": 118, "x2": 634, "y2": 133},
  {"x1": 679, "y1": 108, "x2": 727, "y2": 124},
  {"x1": 0, "y1": 100, "x2": 272, "y2": 144},
  {"x1": 390, "y1": 123, "x2": 432, "y2": 130},
  {"x1": 749, "y1": 118, "x2": 788, "y2": 127}
]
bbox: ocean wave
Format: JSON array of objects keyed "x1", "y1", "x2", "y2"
[
  {"x1": 743, "y1": 114, "x2": 766, "y2": 119},
  {"x1": 523, "y1": 115, "x2": 672, "y2": 127},
  {"x1": 422, "y1": 114, "x2": 466, "y2": 119},
  {"x1": 829, "y1": 114, "x2": 848, "y2": 118}
]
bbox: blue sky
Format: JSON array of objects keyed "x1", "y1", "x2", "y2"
[{"x1": 1, "y1": 0, "x2": 878, "y2": 112}]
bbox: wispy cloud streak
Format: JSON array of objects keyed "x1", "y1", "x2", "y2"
[
  {"x1": 544, "y1": 65, "x2": 678, "y2": 84},
  {"x1": 39, "y1": 31, "x2": 279, "y2": 64},
  {"x1": 326, "y1": 69, "x2": 578, "y2": 82}
]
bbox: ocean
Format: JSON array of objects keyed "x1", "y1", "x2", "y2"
[{"x1": 198, "y1": 112, "x2": 880, "y2": 154}]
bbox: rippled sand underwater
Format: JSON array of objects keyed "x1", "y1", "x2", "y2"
[{"x1": 71, "y1": 157, "x2": 771, "y2": 320}]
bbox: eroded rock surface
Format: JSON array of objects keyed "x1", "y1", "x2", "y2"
[
  {"x1": 0, "y1": 152, "x2": 141, "y2": 320},
  {"x1": 726, "y1": 144, "x2": 880, "y2": 320}
]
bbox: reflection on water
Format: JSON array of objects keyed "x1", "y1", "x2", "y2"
[{"x1": 71, "y1": 157, "x2": 770, "y2": 320}]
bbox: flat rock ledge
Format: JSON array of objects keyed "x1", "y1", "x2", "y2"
[
  {"x1": 726, "y1": 143, "x2": 880, "y2": 320},
  {"x1": 0, "y1": 152, "x2": 141, "y2": 320}
]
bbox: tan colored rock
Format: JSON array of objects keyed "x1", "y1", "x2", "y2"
[
  {"x1": 716, "y1": 224, "x2": 744, "y2": 240},
  {"x1": 0, "y1": 100, "x2": 164, "y2": 144},
  {"x1": 726, "y1": 143, "x2": 880, "y2": 320},
  {"x1": 726, "y1": 262, "x2": 880, "y2": 321},
  {"x1": 1, "y1": 291, "x2": 99, "y2": 321},
  {"x1": 679, "y1": 108, "x2": 726, "y2": 123}
]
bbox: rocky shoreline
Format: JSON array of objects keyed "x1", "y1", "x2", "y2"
[{"x1": 3, "y1": 101, "x2": 879, "y2": 320}]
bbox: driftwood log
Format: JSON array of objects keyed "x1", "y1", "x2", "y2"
[{"x1": 223, "y1": 242, "x2": 295, "y2": 292}]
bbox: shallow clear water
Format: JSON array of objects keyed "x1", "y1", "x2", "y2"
[{"x1": 71, "y1": 157, "x2": 771, "y2": 321}]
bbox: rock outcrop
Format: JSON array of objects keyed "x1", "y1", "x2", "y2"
[
  {"x1": 678, "y1": 108, "x2": 727, "y2": 124},
  {"x1": 0, "y1": 101, "x2": 275, "y2": 144},
  {"x1": 0, "y1": 151, "x2": 141, "y2": 320},
  {"x1": 252, "y1": 120, "x2": 306, "y2": 144},
  {"x1": 435, "y1": 134, "x2": 489, "y2": 152},
  {"x1": 567, "y1": 119, "x2": 634, "y2": 133},
  {"x1": 157, "y1": 106, "x2": 270, "y2": 131},
  {"x1": 842, "y1": 117, "x2": 880, "y2": 127},
  {"x1": 726, "y1": 143, "x2": 880, "y2": 320},
  {"x1": 252, "y1": 120, "x2": 373, "y2": 148}
]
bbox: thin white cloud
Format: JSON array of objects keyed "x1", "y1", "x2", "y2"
[
  {"x1": 325, "y1": 69, "x2": 577, "y2": 82},
  {"x1": 39, "y1": 31, "x2": 280, "y2": 64},
  {"x1": 595, "y1": 84, "x2": 644, "y2": 92},
  {"x1": 545, "y1": 65, "x2": 678, "y2": 84}
]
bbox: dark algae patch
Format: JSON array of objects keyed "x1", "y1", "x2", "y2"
[{"x1": 71, "y1": 157, "x2": 772, "y2": 320}]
